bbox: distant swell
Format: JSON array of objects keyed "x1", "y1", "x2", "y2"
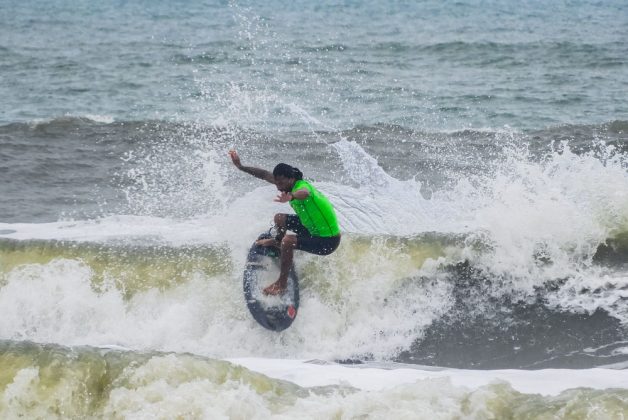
[{"x1": 1, "y1": 116, "x2": 627, "y2": 142}]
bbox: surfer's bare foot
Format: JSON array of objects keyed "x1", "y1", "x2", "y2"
[
  {"x1": 263, "y1": 280, "x2": 286, "y2": 296},
  {"x1": 256, "y1": 238, "x2": 278, "y2": 247}
]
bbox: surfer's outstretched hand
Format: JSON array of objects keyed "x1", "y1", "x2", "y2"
[
  {"x1": 274, "y1": 191, "x2": 291, "y2": 203},
  {"x1": 228, "y1": 149, "x2": 242, "y2": 168}
]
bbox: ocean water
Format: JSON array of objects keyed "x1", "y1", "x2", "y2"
[{"x1": 1, "y1": 0, "x2": 628, "y2": 417}]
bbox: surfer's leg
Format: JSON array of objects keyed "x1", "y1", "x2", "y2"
[
  {"x1": 273, "y1": 213, "x2": 288, "y2": 240},
  {"x1": 256, "y1": 213, "x2": 288, "y2": 247},
  {"x1": 263, "y1": 234, "x2": 297, "y2": 295},
  {"x1": 294, "y1": 235, "x2": 341, "y2": 256},
  {"x1": 278, "y1": 234, "x2": 297, "y2": 285}
]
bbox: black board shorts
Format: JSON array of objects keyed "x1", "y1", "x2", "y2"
[{"x1": 285, "y1": 214, "x2": 340, "y2": 256}]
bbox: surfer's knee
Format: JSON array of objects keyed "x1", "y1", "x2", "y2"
[
  {"x1": 281, "y1": 235, "x2": 297, "y2": 249},
  {"x1": 274, "y1": 213, "x2": 287, "y2": 227}
]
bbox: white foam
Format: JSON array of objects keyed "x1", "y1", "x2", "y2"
[
  {"x1": 0, "y1": 215, "x2": 220, "y2": 245},
  {"x1": 0, "y1": 245, "x2": 452, "y2": 360},
  {"x1": 82, "y1": 114, "x2": 115, "y2": 124},
  {"x1": 228, "y1": 358, "x2": 628, "y2": 396}
]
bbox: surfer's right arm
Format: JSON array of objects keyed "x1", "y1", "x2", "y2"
[{"x1": 228, "y1": 150, "x2": 275, "y2": 184}]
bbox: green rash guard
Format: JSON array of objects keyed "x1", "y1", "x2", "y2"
[{"x1": 290, "y1": 180, "x2": 340, "y2": 237}]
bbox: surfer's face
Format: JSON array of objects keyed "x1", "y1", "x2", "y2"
[{"x1": 274, "y1": 176, "x2": 294, "y2": 192}]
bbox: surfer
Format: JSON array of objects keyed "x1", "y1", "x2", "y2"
[{"x1": 229, "y1": 150, "x2": 341, "y2": 295}]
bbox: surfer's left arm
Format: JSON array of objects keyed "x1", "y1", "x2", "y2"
[
  {"x1": 275, "y1": 189, "x2": 309, "y2": 202},
  {"x1": 228, "y1": 149, "x2": 275, "y2": 184}
]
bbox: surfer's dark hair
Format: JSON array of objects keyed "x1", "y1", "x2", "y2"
[{"x1": 273, "y1": 163, "x2": 303, "y2": 180}]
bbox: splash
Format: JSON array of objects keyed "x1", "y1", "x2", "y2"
[{"x1": 2, "y1": 134, "x2": 628, "y2": 362}]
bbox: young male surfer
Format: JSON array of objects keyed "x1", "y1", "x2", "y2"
[{"x1": 229, "y1": 150, "x2": 341, "y2": 295}]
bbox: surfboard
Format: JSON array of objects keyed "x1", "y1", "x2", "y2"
[{"x1": 243, "y1": 231, "x2": 299, "y2": 331}]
